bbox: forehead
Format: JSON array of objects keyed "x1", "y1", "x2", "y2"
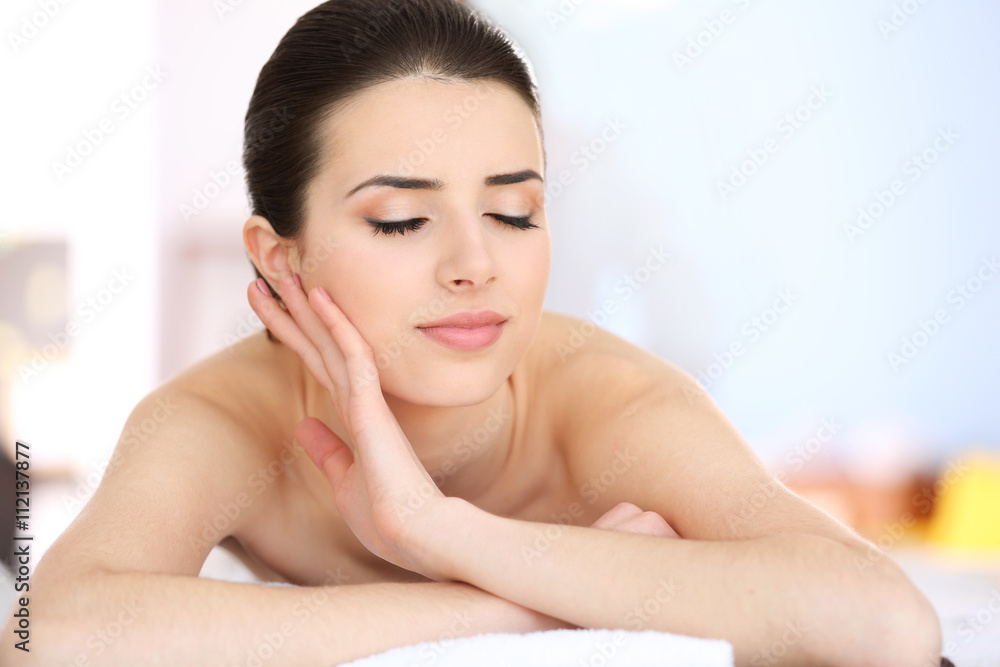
[{"x1": 317, "y1": 77, "x2": 543, "y2": 192}]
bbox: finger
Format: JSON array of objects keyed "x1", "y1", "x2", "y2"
[
  {"x1": 247, "y1": 278, "x2": 339, "y2": 393},
  {"x1": 275, "y1": 272, "x2": 351, "y2": 392},
  {"x1": 591, "y1": 501, "x2": 643, "y2": 529},
  {"x1": 306, "y1": 283, "x2": 385, "y2": 402},
  {"x1": 296, "y1": 417, "x2": 355, "y2": 491},
  {"x1": 619, "y1": 512, "x2": 681, "y2": 539},
  {"x1": 302, "y1": 284, "x2": 440, "y2": 500}
]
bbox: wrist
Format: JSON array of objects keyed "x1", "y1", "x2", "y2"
[
  {"x1": 444, "y1": 580, "x2": 576, "y2": 634},
  {"x1": 405, "y1": 496, "x2": 485, "y2": 583}
]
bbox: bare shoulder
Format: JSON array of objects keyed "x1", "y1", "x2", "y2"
[
  {"x1": 533, "y1": 311, "x2": 696, "y2": 440},
  {"x1": 143, "y1": 330, "x2": 306, "y2": 491},
  {"x1": 38, "y1": 333, "x2": 297, "y2": 580},
  {"x1": 152, "y1": 331, "x2": 291, "y2": 453},
  {"x1": 164, "y1": 330, "x2": 301, "y2": 424},
  {"x1": 535, "y1": 312, "x2": 874, "y2": 553}
]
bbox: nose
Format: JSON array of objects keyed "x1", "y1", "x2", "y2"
[{"x1": 436, "y1": 214, "x2": 498, "y2": 290}]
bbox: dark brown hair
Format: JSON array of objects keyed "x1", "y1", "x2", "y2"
[{"x1": 242, "y1": 0, "x2": 544, "y2": 342}]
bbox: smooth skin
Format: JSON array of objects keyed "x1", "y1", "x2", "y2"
[
  {"x1": 4, "y1": 76, "x2": 941, "y2": 666},
  {"x1": 247, "y1": 272, "x2": 676, "y2": 583},
  {"x1": 252, "y1": 268, "x2": 941, "y2": 667}
]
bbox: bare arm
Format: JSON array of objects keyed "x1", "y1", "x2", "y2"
[
  {"x1": 5, "y1": 565, "x2": 569, "y2": 666},
  {"x1": 249, "y1": 275, "x2": 941, "y2": 667},
  {"x1": 423, "y1": 501, "x2": 938, "y2": 667},
  {"x1": 0, "y1": 388, "x2": 573, "y2": 665}
]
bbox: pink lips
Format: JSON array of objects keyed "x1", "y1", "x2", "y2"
[
  {"x1": 418, "y1": 323, "x2": 506, "y2": 350},
  {"x1": 416, "y1": 310, "x2": 507, "y2": 351}
]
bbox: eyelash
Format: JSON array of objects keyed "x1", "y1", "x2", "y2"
[{"x1": 364, "y1": 214, "x2": 539, "y2": 237}]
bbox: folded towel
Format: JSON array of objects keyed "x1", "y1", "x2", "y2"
[{"x1": 341, "y1": 627, "x2": 734, "y2": 667}]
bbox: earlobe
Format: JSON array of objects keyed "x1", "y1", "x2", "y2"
[{"x1": 244, "y1": 214, "x2": 293, "y2": 284}]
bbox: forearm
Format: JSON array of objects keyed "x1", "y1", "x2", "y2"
[
  {"x1": 6, "y1": 567, "x2": 574, "y2": 666},
  {"x1": 423, "y1": 499, "x2": 940, "y2": 666}
]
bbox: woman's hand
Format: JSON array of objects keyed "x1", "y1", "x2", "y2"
[
  {"x1": 589, "y1": 502, "x2": 681, "y2": 538},
  {"x1": 247, "y1": 272, "x2": 452, "y2": 581}
]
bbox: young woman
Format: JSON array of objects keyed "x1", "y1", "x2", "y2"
[{"x1": 10, "y1": 1, "x2": 942, "y2": 665}]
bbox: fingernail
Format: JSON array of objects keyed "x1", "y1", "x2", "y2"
[
  {"x1": 256, "y1": 278, "x2": 270, "y2": 297},
  {"x1": 316, "y1": 285, "x2": 333, "y2": 302},
  {"x1": 292, "y1": 273, "x2": 303, "y2": 290}
]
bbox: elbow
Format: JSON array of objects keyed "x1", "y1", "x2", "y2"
[
  {"x1": 793, "y1": 537, "x2": 943, "y2": 667},
  {"x1": 884, "y1": 584, "x2": 942, "y2": 667},
  {"x1": 851, "y1": 556, "x2": 943, "y2": 667}
]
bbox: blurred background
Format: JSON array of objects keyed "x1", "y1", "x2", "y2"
[{"x1": 1, "y1": 0, "x2": 998, "y2": 662}]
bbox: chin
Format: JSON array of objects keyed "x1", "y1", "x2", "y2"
[{"x1": 380, "y1": 361, "x2": 511, "y2": 408}]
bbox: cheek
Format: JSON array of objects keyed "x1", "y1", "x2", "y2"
[
  {"x1": 516, "y1": 237, "x2": 551, "y2": 297},
  {"x1": 323, "y1": 246, "x2": 419, "y2": 347}
]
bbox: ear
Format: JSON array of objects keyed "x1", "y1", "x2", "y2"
[{"x1": 243, "y1": 215, "x2": 298, "y2": 288}]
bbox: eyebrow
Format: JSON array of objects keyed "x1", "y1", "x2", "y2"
[{"x1": 345, "y1": 169, "x2": 544, "y2": 199}]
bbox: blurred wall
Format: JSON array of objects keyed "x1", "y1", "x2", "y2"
[
  {"x1": 2, "y1": 0, "x2": 158, "y2": 471},
  {"x1": 2, "y1": 0, "x2": 998, "y2": 485},
  {"x1": 472, "y1": 0, "x2": 1000, "y2": 477}
]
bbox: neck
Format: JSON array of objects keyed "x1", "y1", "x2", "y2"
[
  {"x1": 384, "y1": 377, "x2": 517, "y2": 500},
  {"x1": 301, "y1": 363, "x2": 518, "y2": 503}
]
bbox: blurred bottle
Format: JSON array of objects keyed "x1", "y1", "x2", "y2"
[{"x1": 925, "y1": 449, "x2": 1000, "y2": 551}]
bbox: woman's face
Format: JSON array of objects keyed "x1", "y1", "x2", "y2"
[{"x1": 297, "y1": 77, "x2": 550, "y2": 407}]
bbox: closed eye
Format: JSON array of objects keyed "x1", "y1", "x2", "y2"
[{"x1": 364, "y1": 214, "x2": 539, "y2": 237}]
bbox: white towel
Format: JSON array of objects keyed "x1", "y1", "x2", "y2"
[{"x1": 341, "y1": 627, "x2": 734, "y2": 667}]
